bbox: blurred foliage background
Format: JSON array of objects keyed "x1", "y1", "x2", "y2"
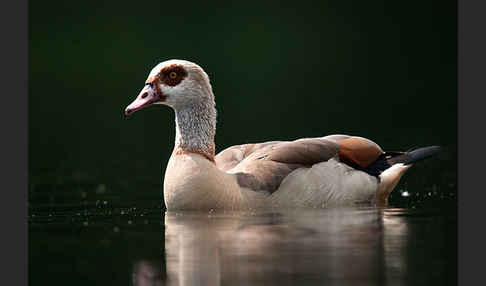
[{"x1": 29, "y1": 0, "x2": 456, "y2": 207}]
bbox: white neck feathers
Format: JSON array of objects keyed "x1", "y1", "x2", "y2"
[{"x1": 173, "y1": 97, "x2": 217, "y2": 161}]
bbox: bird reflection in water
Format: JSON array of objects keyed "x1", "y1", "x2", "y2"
[
  {"x1": 132, "y1": 259, "x2": 166, "y2": 286},
  {"x1": 163, "y1": 208, "x2": 416, "y2": 286}
]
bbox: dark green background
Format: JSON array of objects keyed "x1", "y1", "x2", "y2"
[{"x1": 29, "y1": 0, "x2": 456, "y2": 206}]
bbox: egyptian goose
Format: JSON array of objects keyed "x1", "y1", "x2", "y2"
[{"x1": 125, "y1": 60, "x2": 440, "y2": 210}]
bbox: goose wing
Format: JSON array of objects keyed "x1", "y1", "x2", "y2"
[{"x1": 215, "y1": 135, "x2": 384, "y2": 194}]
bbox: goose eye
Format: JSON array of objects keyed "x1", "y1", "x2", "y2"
[{"x1": 169, "y1": 72, "x2": 177, "y2": 79}]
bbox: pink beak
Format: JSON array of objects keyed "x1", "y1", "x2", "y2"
[{"x1": 125, "y1": 84, "x2": 163, "y2": 116}]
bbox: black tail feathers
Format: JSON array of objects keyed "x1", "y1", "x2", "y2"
[
  {"x1": 387, "y1": 146, "x2": 441, "y2": 166},
  {"x1": 364, "y1": 146, "x2": 441, "y2": 177}
]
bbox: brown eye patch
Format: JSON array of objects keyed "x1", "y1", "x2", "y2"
[{"x1": 158, "y1": 64, "x2": 188, "y2": 87}]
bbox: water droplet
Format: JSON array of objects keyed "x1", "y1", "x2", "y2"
[
  {"x1": 401, "y1": 191, "x2": 410, "y2": 197},
  {"x1": 83, "y1": 221, "x2": 88, "y2": 226},
  {"x1": 128, "y1": 220, "x2": 132, "y2": 225}
]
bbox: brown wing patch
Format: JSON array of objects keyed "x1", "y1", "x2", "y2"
[{"x1": 338, "y1": 137, "x2": 383, "y2": 168}]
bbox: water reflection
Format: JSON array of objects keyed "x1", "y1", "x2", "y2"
[
  {"x1": 382, "y1": 209, "x2": 409, "y2": 286},
  {"x1": 28, "y1": 203, "x2": 454, "y2": 285},
  {"x1": 132, "y1": 259, "x2": 166, "y2": 286},
  {"x1": 163, "y1": 207, "x2": 454, "y2": 286}
]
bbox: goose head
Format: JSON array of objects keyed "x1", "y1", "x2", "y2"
[{"x1": 125, "y1": 59, "x2": 213, "y2": 115}]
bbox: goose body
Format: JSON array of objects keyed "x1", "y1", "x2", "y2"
[{"x1": 125, "y1": 60, "x2": 439, "y2": 210}]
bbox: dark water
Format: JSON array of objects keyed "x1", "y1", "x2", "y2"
[{"x1": 29, "y1": 198, "x2": 456, "y2": 286}]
